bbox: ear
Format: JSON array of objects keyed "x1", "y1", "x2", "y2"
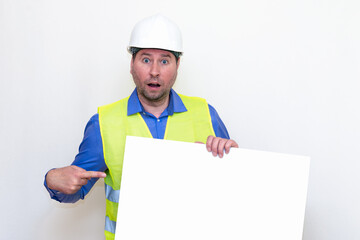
[
  {"x1": 130, "y1": 57, "x2": 134, "y2": 74},
  {"x1": 176, "y1": 58, "x2": 181, "y2": 70}
]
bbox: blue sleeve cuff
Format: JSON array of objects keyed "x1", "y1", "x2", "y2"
[{"x1": 43, "y1": 169, "x2": 84, "y2": 203}]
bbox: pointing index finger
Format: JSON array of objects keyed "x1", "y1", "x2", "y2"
[{"x1": 81, "y1": 171, "x2": 106, "y2": 179}]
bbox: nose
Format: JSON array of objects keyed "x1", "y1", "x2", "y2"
[{"x1": 150, "y1": 62, "x2": 160, "y2": 78}]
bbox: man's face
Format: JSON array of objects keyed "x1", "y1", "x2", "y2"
[{"x1": 130, "y1": 48, "x2": 180, "y2": 104}]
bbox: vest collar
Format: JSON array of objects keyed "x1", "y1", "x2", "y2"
[{"x1": 127, "y1": 88, "x2": 187, "y2": 116}]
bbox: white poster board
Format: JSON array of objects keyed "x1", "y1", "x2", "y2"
[{"x1": 115, "y1": 136, "x2": 310, "y2": 240}]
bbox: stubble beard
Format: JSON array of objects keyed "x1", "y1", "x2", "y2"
[
  {"x1": 132, "y1": 72, "x2": 178, "y2": 105},
  {"x1": 138, "y1": 84, "x2": 169, "y2": 103}
]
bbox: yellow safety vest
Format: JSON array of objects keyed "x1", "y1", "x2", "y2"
[{"x1": 98, "y1": 94, "x2": 215, "y2": 240}]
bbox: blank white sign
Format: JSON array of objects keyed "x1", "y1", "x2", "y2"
[{"x1": 115, "y1": 136, "x2": 310, "y2": 240}]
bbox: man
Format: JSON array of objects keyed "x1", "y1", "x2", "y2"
[{"x1": 44, "y1": 14, "x2": 238, "y2": 240}]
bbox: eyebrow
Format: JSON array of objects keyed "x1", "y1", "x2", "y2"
[
  {"x1": 160, "y1": 54, "x2": 171, "y2": 58},
  {"x1": 140, "y1": 53, "x2": 172, "y2": 58}
]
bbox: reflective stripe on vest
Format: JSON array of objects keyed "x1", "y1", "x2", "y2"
[
  {"x1": 105, "y1": 184, "x2": 120, "y2": 203},
  {"x1": 98, "y1": 94, "x2": 215, "y2": 239},
  {"x1": 105, "y1": 216, "x2": 116, "y2": 234}
]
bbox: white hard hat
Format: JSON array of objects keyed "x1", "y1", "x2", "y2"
[{"x1": 128, "y1": 14, "x2": 183, "y2": 54}]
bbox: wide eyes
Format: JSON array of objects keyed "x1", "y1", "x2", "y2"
[{"x1": 142, "y1": 58, "x2": 169, "y2": 65}]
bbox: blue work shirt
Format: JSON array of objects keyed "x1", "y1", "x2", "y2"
[{"x1": 44, "y1": 89, "x2": 229, "y2": 203}]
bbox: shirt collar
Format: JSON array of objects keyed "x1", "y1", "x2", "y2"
[{"x1": 127, "y1": 88, "x2": 187, "y2": 116}]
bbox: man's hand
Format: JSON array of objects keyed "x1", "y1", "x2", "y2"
[
  {"x1": 46, "y1": 165, "x2": 106, "y2": 195},
  {"x1": 206, "y1": 136, "x2": 239, "y2": 158}
]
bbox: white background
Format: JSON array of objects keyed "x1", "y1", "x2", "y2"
[{"x1": 0, "y1": 0, "x2": 359, "y2": 239}]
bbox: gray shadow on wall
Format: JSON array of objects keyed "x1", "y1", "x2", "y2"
[{"x1": 36, "y1": 179, "x2": 106, "y2": 240}]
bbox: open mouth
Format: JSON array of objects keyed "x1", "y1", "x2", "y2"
[{"x1": 147, "y1": 83, "x2": 160, "y2": 88}]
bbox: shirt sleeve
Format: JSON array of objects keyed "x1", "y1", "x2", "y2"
[
  {"x1": 43, "y1": 114, "x2": 107, "y2": 203},
  {"x1": 208, "y1": 104, "x2": 230, "y2": 139}
]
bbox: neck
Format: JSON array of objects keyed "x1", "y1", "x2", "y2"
[{"x1": 138, "y1": 94, "x2": 170, "y2": 119}]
